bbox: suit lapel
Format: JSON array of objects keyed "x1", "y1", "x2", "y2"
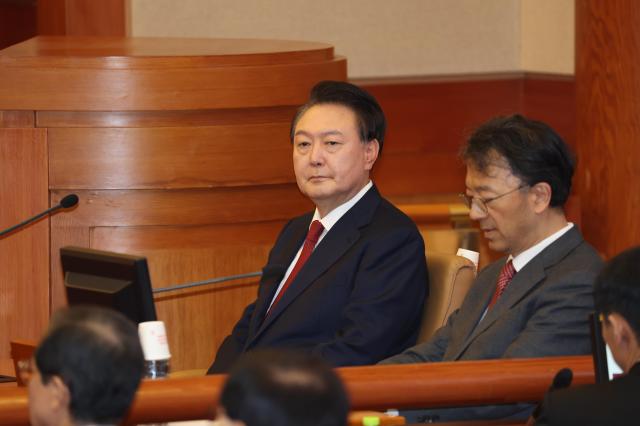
[
  {"x1": 463, "y1": 263, "x2": 546, "y2": 347},
  {"x1": 451, "y1": 226, "x2": 584, "y2": 359},
  {"x1": 248, "y1": 186, "x2": 381, "y2": 345},
  {"x1": 245, "y1": 218, "x2": 309, "y2": 342}
]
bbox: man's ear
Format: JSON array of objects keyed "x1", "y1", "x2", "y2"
[
  {"x1": 529, "y1": 182, "x2": 552, "y2": 213},
  {"x1": 609, "y1": 313, "x2": 637, "y2": 349},
  {"x1": 48, "y1": 376, "x2": 71, "y2": 413},
  {"x1": 364, "y1": 139, "x2": 380, "y2": 170}
]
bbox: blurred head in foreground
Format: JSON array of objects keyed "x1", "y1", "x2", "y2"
[
  {"x1": 594, "y1": 246, "x2": 640, "y2": 373},
  {"x1": 217, "y1": 350, "x2": 349, "y2": 426},
  {"x1": 28, "y1": 306, "x2": 144, "y2": 426}
]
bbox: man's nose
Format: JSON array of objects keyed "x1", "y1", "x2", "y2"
[
  {"x1": 468, "y1": 201, "x2": 487, "y2": 221},
  {"x1": 309, "y1": 142, "x2": 324, "y2": 165}
]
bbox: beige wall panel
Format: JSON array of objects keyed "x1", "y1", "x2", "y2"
[
  {"x1": 130, "y1": 0, "x2": 521, "y2": 78},
  {"x1": 521, "y1": 0, "x2": 574, "y2": 74}
]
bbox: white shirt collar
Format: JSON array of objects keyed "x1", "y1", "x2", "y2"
[
  {"x1": 311, "y1": 181, "x2": 373, "y2": 235},
  {"x1": 511, "y1": 222, "x2": 574, "y2": 272}
]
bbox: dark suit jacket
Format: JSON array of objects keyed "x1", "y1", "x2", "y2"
[
  {"x1": 381, "y1": 226, "x2": 602, "y2": 421},
  {"x1": 208, "y1": 185, "x2": 428, "y2": 373},
  {"x1": 535, "y1": 363, "x2": 640, "y2": 426}
]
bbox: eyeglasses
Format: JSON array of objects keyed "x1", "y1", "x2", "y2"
[{"x1": 459, "y1": 184, "x2": 528, "y2": 215}]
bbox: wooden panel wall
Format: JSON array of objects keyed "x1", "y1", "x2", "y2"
[
  {"x1": 357, "y1": 74, "x2": 576, "y2": 199},
  {"x1": 0, "y1": 128, "x2": 49, "y2": 372},
  {"x1": 576, "y1": 1, "x2": 640, "y2": 258},
  {"x1": 37, "y1": 0, "x2": 126, "y2": 36}
]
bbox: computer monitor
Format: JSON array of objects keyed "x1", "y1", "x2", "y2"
[
  {"x1": 61, "y1": 246, "x2": 157, "y2": 324},
  {"x1": 590, "y1": 312, "x2": 623, "y2": 383}
]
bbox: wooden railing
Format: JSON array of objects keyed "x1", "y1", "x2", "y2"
[{"x1": 0, "y1": 356, "x2": 593, "y2": 425}]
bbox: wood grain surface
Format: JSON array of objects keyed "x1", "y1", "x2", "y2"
[
  {"x1": 576, "y1": 0, "x2": 640, "y2": 258},
  {"x1": 0, "y1": 129, "x2": 49, "y2": 374}
]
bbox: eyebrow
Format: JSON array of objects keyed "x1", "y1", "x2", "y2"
[
  {"x1": 466, "y1": 184, "x2": 495, "y2": 194},
  {"x1": 294, "y1": 130, "x2": 344, "y2": 138}
]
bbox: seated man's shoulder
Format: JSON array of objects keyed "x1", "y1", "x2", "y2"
[
  {"x1": 545, "y1": 237, "x2": 603, "y2": 282},
  {"x1": 375, "y1": 197, "x2": 423, "y2": 230}
]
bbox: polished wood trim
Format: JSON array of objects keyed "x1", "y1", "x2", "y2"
[
  {"x1": 0, "y1": 356, "x2": 594, "y2": 425},
  {"x1": 4, "y1": 36, "x2": 336, "y2": 67},
  {"x1": 0, "y1": 37, "x2": 347, "y2": 111},
  {"x1": 352, "y1": 72, "x2": 574, "y2": 86},
  {"x1": 37, "y1": 106, "x2": 296, "y2": 128}
]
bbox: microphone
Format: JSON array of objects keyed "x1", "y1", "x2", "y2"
[
  {"x1": 527, "y1": 368, "x2": 573, "y2": 424},
  {"x1": 549, "y1": 368, "x2": 573, "y2": 390},
  {"x1": 0, "y1": 194, "x2": 79, "y2": 239}
]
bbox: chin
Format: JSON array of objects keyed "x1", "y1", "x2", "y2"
[{"x1": 487, "y1": 240, "x2": 508, "y2": 254}]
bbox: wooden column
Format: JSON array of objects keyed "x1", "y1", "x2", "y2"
[{"x1": 576, "y1": 1, "x2": 640, "y2": 257}]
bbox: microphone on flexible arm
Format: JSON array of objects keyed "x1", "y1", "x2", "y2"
[
  {"x1": 0, "y1": 194, "x2": 79, "y2": 239},
  {"x1": 526, "y1": 368, "x2": 573, "y2": 425}
]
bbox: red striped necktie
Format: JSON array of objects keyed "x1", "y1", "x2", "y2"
[
  {"x1": 267, "y1": 220, "x2": 325, "y2": 316},
  {"x1": 488, "y1": 259, "x2": 516, "y2": 309}
]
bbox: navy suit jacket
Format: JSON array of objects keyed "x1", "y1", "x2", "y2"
[
  {"x1": 208, "y1": 185, "x2": 428, "y2": 373},
  {"x1": 535, "y1": 363, "x2": 640, "y2": 426}
]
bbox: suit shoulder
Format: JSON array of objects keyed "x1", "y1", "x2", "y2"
[
  {"x1": 548, "y1": 238, "x2": 603, "y2": 280},
  {"x1": 375, "y1": 197, "x2": 422, "y2": 230}
]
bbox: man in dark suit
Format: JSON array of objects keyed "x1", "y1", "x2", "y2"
[
  {"x1": 381, "y1": 115, "x2": 603, "y2": 421},
  {"x1": 208, "y1": 81, "x2": 428, "y2": 374},
  {"x1": 534, "y1": 246, "x2": 640, "y2": 426}
]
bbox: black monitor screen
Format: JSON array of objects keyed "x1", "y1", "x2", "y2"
[{"x1": 61, "y1": 246, "x2": 157, "y2": 324}]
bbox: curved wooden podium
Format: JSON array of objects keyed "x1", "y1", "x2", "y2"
[{"x1": 0, "y1": 36, "x2": 346, "y2": 371}]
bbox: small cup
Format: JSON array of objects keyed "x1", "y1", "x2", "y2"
[{"x1": 138, "y1": 321, "x2": 171, "y2": 361}]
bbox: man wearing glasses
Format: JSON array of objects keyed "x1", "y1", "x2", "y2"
[{"x1": 381, "y1": 114, "x2": 603, "y2": 422}]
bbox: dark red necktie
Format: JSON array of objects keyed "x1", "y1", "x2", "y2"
[
  {"x1": 267, "y1": 220, "x2": 325, "y2": 315},
  {"x1": 488, "y1": 259, "x2": 515, "y2": 309}
]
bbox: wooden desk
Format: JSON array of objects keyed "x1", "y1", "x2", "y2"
[{"x1": 0, "y1": 356, "x2": 593, "y2": 425}]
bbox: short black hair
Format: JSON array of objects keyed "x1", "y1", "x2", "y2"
[
  {"x1": 34, "y1": 306, "x2": 145, "y2": 424},
  {"x1": 220, "y1": 350, "x2": 349, "y2": 426},
  {"x1": 594, "y1": 246, "x2": 640, "y2": 339},
  {"x1": 462, "y1": 114, "x2": 575, "y2": 207},
  {"x1": 290, "y1": 80, "x2": 386, "y2": 153}
]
